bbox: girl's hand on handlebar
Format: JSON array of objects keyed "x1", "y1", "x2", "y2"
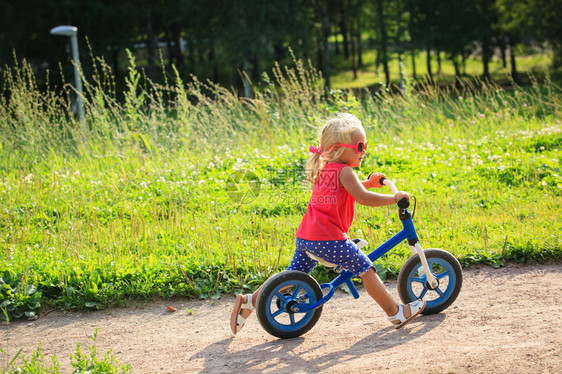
[
  {"x1": 366, "y1": 172, "x2": 386, "y2": 189},
  {"x1": 394, "y1": 191, "x2": 410, "y2": 203}
]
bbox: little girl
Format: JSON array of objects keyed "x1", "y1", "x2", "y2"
[{"x1": 230, "y1": 113, "x2": 425, "y2": 334}]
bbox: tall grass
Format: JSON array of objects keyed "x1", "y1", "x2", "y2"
[
  {"x1": 1, "y1": 328, "x2": 130, "y2": 373},
  {"x1": 0, "y1": 52, "x2": 560, "y2": 321}
]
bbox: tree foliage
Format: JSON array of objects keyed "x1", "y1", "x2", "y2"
[{"x1": 0, "y1": 0, "x2": 559, "y2": 94}]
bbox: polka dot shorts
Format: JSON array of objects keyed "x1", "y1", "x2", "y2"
[{"x1": 287, "y1": 237, "x2": 374, "y2": 277}]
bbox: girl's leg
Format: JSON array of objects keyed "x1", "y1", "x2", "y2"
[
  {"x1": 239, "y1": 288, "x2": 259, "y2": 317},
  {"x1": 237, "y1": 243, "x2": 317, "y2": 320},
  {"x1": 325, "y1": 240, "x2": 420, "y2": 325},
  {"x1": 361, "y1": 268, "x2": 413, "y2": 319},
  {"x1": 231, "y1": 241, "x2": 317, "y2": 334},
  {"x1": 230, "y1": 288, "x2": 260, "y2": 334}
]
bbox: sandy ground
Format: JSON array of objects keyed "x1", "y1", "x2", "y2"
[{"x1": 3, "y1": 263, "x2": 561, "y2": 373}]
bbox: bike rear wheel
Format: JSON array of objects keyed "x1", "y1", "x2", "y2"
[
  {"x1": 398, "y1": 248, "x2": 463, "y2": 315},
  {"x1": 256, "y1": 270, "x2": 324, "y2": 339}
]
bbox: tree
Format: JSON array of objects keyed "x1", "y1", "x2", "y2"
[
  {"x1": 497, "y1": 0, "x2": 562, "y2": 69},
  {"x1": 475, "y1": 0, "x2": 497, "y2": 81},
  {"x1": 436, "y1": 0, "x2": 479, "y2": 81},
  {"x1": 406, "y1": 0, "x2": 441, "y2": 84},
  {"x1": 321, "y1": 0, "x2": 332, "y2": 91},
  {"x1": 338, "y1": 1, "x2": 351, "y2": 60},
  {"x1": 84, "y1": 1, "x2": 141, "y2": 80},
  {"x1": 2, "y1": 0, "x2": 559, "y2": 97},
  {"x1": 375, "y1": 0, "x2": 390, "y2": 87}
]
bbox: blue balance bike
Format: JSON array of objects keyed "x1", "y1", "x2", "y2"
[{"x1": 255, "y1": 179, "x2": 463, "y2": 339}]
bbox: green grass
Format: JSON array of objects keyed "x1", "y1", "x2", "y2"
[
  {"x1": 0, "y1": 51, "x2": 561, "y2": 324},
  {"x1": 1, "y1": 328, "x2": 130, "y2": 373}
]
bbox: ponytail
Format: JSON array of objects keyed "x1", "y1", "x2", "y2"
[{"x1": 306, "y1": 152, "x2": 324, "y2": 184}]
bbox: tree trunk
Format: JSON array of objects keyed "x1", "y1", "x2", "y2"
[
  {"x1": 166, "y1": 31, "x2": 173, "y2": 66},
  {"x1": 498, "y1": 35, "x2": 507, "y2": 68},
  {"x1": 316, "y1": 28, "x2": 324, "y2": 74},
  {"x1": 333, "y1": 26, "x2": 340, "y2": 55},
  {"x1": 436, "y1": 50, "x2": 442, "y2": 74},
  {"x1": 171, "y1": 23, "x2": 184, "y2": 73},
  {"x1": 187, "y1": 38, "x2": 195, "y2": 75},
  {"x1": 426, "y1": 46, "x2": 434, "y2": 85},
  {"x1": 228, "y1": 69, "x2": 235, "y2": 89},
  {"x1": 375, "y1": 45, "x2": 381, "y2": 72},
  {"x1": 508, "y1": 35, "x2": 519, "y2": 83},
  {"x1": 273, "y1": 43, "x2": 284, "y2": 62},
  {"x1": 242, "y1": 60, "x2": 252, "y2": 98},
  {"x1": 398, "y1": 52, "x2": 405, "y2": 91},
  {"x1": 452, "y1": 55, "x2": 461, "y2": 78},
  {"x1": 357, "y1": 15, "x2": 363, "y2": 68},
  {"x1": 143, "y1": 0, "x2": 156, "y2": 82},
  {"x1": 251, "y1": 53, "x2": 260, "y2": 82},
  {"x1": 112, "y1": 47, "x2": 120, "y2": 81},
  {"x1": 452, "y1": 54, "x2": 462, "y2": 89},
  {"x1": 482, "y1": 37, "x2": 490, "y2": 81},
  {"x1": 208, "y1": 47, "x2": 218, "y2": 83},
  {"x1": 375, "y1": 0, "x2": 390, "y2": 87},
  {"x1": 339, "y1": 4, "x2": 349, "y2": 60},
  {"x1": 350, "y1": 18, "x2": 357, "y2": 80},
  {"x1": 213, "y1": 52, "x2": 219, "y2": 84},
  {"x1": 411, "y1": 47, "x2": 416, "y2": 80},
  {"x1": 322, "y1": 0, "x2": 331, "y2": 92}
]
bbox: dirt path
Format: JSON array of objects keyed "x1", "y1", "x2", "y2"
[{"x1": 3, "y1": 263, "x2": 561, "y2": 373}]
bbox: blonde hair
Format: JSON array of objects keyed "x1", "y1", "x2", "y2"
[{"x1": 306, "y1": 113, "x2": 364, "y2": 184}]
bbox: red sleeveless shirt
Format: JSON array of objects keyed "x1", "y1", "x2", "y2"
[{"x1": 296, "y1": 163, "x2": 356, "y2": 240}]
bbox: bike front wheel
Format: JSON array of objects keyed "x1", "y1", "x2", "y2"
[
  {"x1": 256, "y1": 270, "x2": 324, "y2": 339},
  {"x1": 398, "y1": 248, "x2": 463, "y2": 315}
]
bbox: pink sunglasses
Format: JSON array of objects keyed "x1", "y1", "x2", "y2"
[{"x1": 329, "y1": 141, "x2": 368, "y2": 153}]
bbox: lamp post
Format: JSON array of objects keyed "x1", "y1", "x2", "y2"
[{"x1": 50, "y1": 25, "x2": 85, "y2": 133}]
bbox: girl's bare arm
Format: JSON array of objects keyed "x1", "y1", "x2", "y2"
[{"x1": 339, "y1": 166, "x2": 409, "y2": 207}]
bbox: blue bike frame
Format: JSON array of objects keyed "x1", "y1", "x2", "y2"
[{"x1": 294, "y1": 217, "x2": 418, "y2": 313}]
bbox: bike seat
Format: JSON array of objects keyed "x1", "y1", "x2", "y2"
[
  {"x1": 352, "y1": 238, "x2": 369, "y2": 248},
  {"x1": 305, "y1": 238, "x2": 369, "y2": 267},
  {"x1": 305, "y1": 252, "x2": 338, "y2": 267}
]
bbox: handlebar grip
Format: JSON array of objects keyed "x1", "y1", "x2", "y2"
[
  {"x1": 397, "y1": 197, "x2": 410, "y2": 209},
  {"x1": 371, "y1": 175, "x2": 407, "y2": 207}
]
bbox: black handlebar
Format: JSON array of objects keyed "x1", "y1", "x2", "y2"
[
  {"x1": 368, "y1": 174, "x2": 410, "y2": 209},
  {"x1": 397, "y1": 198, "x2": 410, "y2": 209}
]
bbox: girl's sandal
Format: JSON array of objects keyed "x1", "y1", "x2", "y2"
[
  {"x1": 230, "y1": 294, "x2": 255, "y2": 334},
  {"x1": 388, "y1": 299, "x2": 426, "y2": 329}
]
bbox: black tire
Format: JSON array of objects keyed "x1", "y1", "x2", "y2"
[
  {"x1": 256, "y1": 270, "x2": 324, "y2": 339},
  {"x1": 398, "y1": 249, "x2": 463, "y2": 315}
]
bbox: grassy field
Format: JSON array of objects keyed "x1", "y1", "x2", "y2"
[
  {"x1": 330, "y1": 48, "x2": 555, "y2": 89},
  {"x1": 0, "y1": 52, "x2": 561, "y2": 325}
]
